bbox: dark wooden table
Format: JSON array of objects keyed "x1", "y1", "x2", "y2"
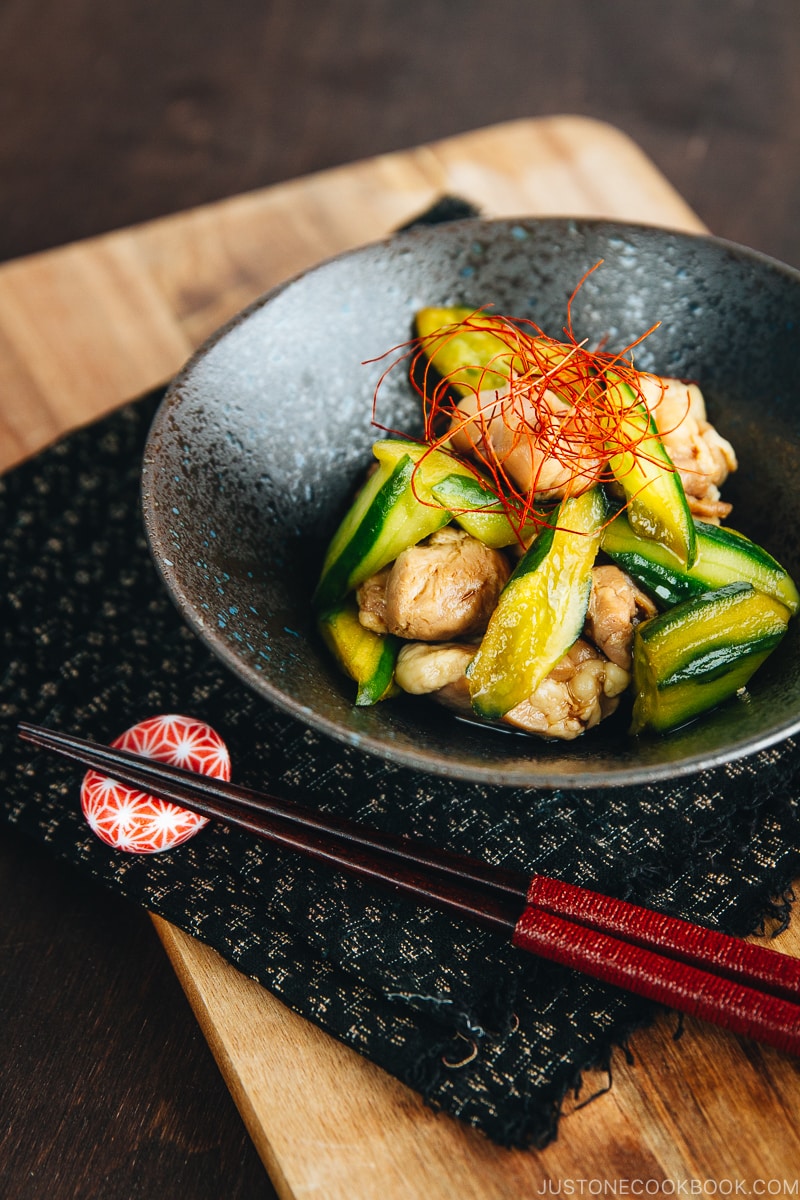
[{"x1": 2, "y1": 3, "x2": 799, "y2": 1197}]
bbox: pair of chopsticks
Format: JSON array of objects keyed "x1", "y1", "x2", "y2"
[{"x1": 18, "y1": 720, "x2": 800, "y2": 1058}]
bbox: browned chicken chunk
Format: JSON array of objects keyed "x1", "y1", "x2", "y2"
[
  {"x1": 395, "y1": 641, "x2": 476, "y2": 695},
  {"x1": 395, "y1": 636, "x2": 629, "y2": 741},
  {"x1": 357, "y1": 527, "x2": 510, "y2": 642},
  {"x1": 448, "y1": 382, "x2": 603, "y2": 502},
  {"x1": 355, "y1": 566, "x2": 392, "y2": 634},
  {"x1": 448, "y1": 371, "x2": 737, "y2": 521},
  {"x1": 503, "y1": 639, "x2": 630, "y2": 739},
  {"x1": 639, "y1": 375, "x2": 738, "y2": 521},
  {"x1": 584, "y1": 564, "x2": 657, "y2": 670}
]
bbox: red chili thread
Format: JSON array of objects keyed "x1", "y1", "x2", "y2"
[{"x1": 365, "y1": 266, "x2": 681, "y2": 544}]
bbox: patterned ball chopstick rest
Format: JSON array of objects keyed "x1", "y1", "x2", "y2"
[{"x1": 80, "y1": 714, "x2": 230, "y2": 853}]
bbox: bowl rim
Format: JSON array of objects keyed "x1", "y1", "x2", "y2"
[{"x1": 141, "y1": 215, "x2": 800, "y2": 789}]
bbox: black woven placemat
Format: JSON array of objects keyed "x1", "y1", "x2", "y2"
[{"x1": 2, "y1": 386, "x2": 800, "y2": 1149}]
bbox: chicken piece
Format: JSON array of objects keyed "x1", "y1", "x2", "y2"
[
  {"x1": 639, "y1": 375, "x2": 738, "y2": 520},
  {"x1": 356, "y1": 567, "x2": 391, "y2": 634},
  {"x1": 584, "y1": 564, "x2": 657, "y2": 670},
  {"x1": 448, "y1": 381, "x2": 603, "y2": 502},
  {"x1": 502, "y1": 639, "x2": 630, "y2": 740},
  {"x1": 395, "y1": 641, "x2": 476, "y2": 695},
  {"x1": 393, "y1": 646, "x2": 478, "y2": 716},
  {"x1": 398, "y1": 636, "x2": 629, "y2": 741},
  {"x1": 365, "y1": 526, "x2": 510, "y2": 642},
  {"x1": 433, "y1": 675, "x2": 477, "y2": 716}
]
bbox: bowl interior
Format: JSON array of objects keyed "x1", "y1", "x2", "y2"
[{"x1": 142, "y1": 218, "x2": 800, "y2": 787}]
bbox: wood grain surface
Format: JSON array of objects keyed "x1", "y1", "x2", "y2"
[{"x1": 2, "y1": 115, "x2": 799, "y2": 1198}]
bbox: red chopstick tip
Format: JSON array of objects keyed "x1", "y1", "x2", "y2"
[{"x1": 80, "y1": 714, "x2": 230, "y2": 854}]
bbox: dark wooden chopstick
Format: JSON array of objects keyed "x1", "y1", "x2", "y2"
[
  {"x1": 17, "y1": 721, "x2": 800, "y2": 1057},
  {"x1": 17, "y1": 721, "x2": 526, "y2": 933}
]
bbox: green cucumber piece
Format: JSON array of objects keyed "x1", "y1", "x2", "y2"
[
  {"x1": 414, "y1": 306, "x2": 513, "y2": 395},
  {"x1": 630, "y1": 582, "x2": 790, "y2": 733},
  {"x1": 603, "y1": 375, "x2": 697, "y2": 568},
  {"x1": 466, "y1": 486, "x2": 607, "y2": 718},
  {"x1": 602, "y1": 512, "x2": 800, "y2": 613},
  {"x1": 430, "y1": 472, "x2": 545, "y2": 548},
  {"x1": 414, "y1": 307, "x2": 587, "y2": 405},
  {"x1": 313, "y1": 439, "x2": 475, "y2": 613},
  {"x1": 318, "y1": 597, "x2": 400, "y2": 705}
]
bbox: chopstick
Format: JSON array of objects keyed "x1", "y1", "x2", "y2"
[
  {"x1": 17, "y1": 720, "x2": 800, "y2": 1058},
  {"x1": 18, "y1": 721, "x2": 528, "y2": 933}
]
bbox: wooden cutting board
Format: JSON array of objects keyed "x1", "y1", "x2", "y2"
[{"x1": 3, "y1": 116, "x2": 799, "y2": 1196}]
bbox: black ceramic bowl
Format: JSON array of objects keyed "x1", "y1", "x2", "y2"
[{"x1": 141, "y1": 218, "x2": 800, "y2": 788}]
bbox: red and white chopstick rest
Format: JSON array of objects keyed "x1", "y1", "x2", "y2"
[{"x1": 80, "y1": 714, "x2": 230, "y2": 853}]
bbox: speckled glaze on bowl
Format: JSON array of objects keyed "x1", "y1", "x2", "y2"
[{"x1": 141, "y1": 218, "x2": 800, "y2": 788}]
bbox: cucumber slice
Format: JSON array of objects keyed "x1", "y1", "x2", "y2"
[
  {"x1": 602, "y1": 512, "x2": 800, "y2": 613},
  {"x1": 630, "y1": 582, "x2": 790, "y2": 733},
  {"x1": 430, "y1": 472, "x2": 545, "y2": 548},
  {"x1": 466, "y1": 486, "x2": 607, "y2": 718},
  {"x1": 414, "y1": 307, "x2": 587, "y2": 399},
  {"x1": 414, "y1": 306, "x2": 514, "y2": 395},
  {"x1": 603, "y1": 376, "x2": 697, "y2": 568},
  {"x1": 318, "y1": 597, "x2": 400, "y2": 706},
  {"x1": 313, "y1": 439, "x2": 475, "y2": 613}
]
